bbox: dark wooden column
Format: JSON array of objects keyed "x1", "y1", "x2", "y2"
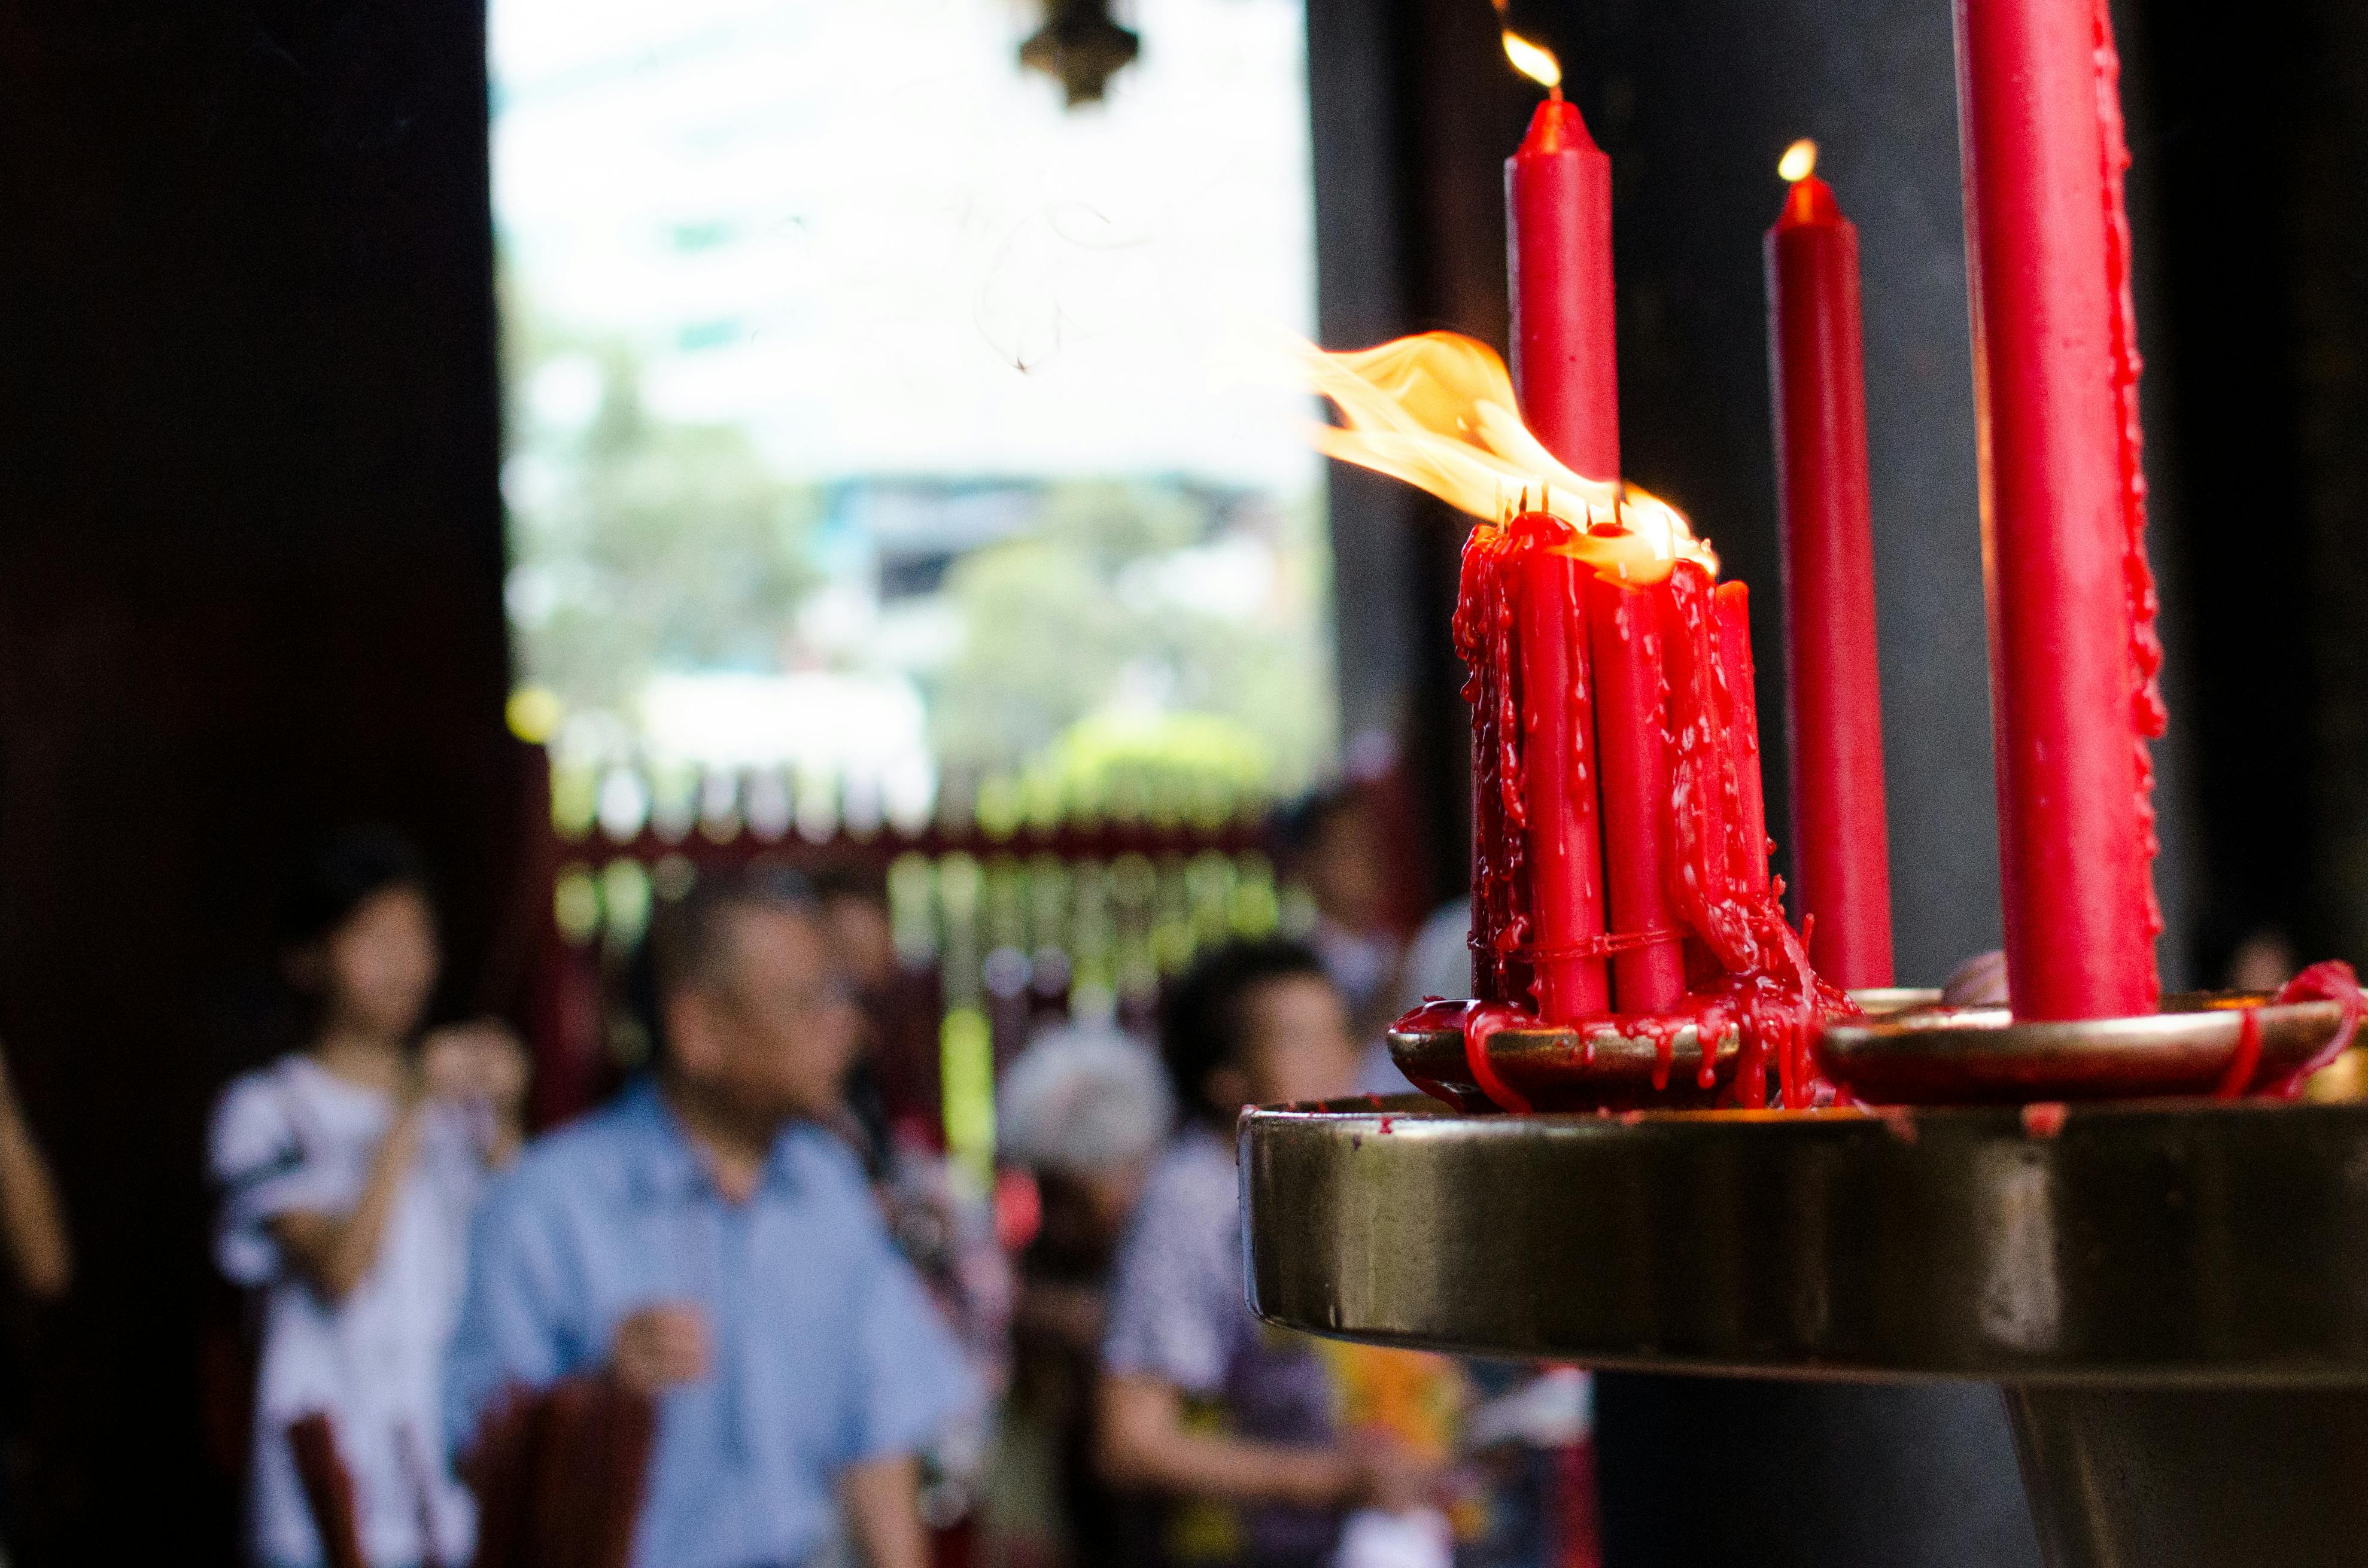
[{"x1": 0, "y1": 5, "x2": 515, "y2": 1555}]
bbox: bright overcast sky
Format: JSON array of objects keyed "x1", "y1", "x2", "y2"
[{"x1": 491, "y1": 0, "x2": 1324, "y2": 492}]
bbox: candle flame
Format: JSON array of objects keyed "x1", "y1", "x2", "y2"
[
  {"x1": 1285, "y1": 330, "x2": 1716, "y2": 581},
  {"x1": 1778, "y1": 138, "x2": 1818, "y2": 183},
  {"x1": 1501, "y1": 31, "x2": 1561, "y2": 92}
]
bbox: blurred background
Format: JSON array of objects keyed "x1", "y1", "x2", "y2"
[{"x1": 0, "y1": 0, "x2": 2363, "y2": 1557}]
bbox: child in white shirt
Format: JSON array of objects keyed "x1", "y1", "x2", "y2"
[{"x1": 209, "y1": 831, "x2": 524, "y2": 1568}]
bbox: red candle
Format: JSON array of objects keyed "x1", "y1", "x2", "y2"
[
  {"x1": 1455, "y1": 514, "x2": 1612, "y2": 1021},
  {"x1": 1954, "y1": 0, "x2": 2164, "y2": 1019},
  {"x1": 1458, "y1": 526, "x2": 1525, "y2": 1008},
  {"x1": 1715, "y1": 581, "x2": 1770, "y2": 897},
  {"x1": 1658, "y1": 561, "x2": 1750, "y2": 972},
  {"x1": 1498, "y1": 68, "x2": 1619, "y2": 1025},
  {"x1": 1764, "y1": 148, "x2": 1895, "y2": 987},
  {"x1": 1585, "y1": 576, "x2": 1688, "y2": 1011},
  {"x1": 1506, "y1": 95, "x2": 1619, "y2": 479},
  {"x1": 1514, "y1": 524, "x2": 1612, "y2": 1019}
]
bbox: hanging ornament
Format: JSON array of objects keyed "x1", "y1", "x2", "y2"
[{"x1": 1019, "y1": 0, "x2": 1139, "y2": 107}]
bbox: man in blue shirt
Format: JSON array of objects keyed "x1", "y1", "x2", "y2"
[{"x1": 446, "y1": 869, "x2": 975, "y2": 1568}]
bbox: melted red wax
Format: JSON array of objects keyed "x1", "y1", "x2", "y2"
[
  {"x1": 1455, "y1": 523, "x2": 1531, "y2": 1007},
  {"x1": 2261, "y1": 960, "x2": 2366, "y2": 1098},
  {"x1": 2214, "y1": 1009, "x2": 2263, "y2": 1098},
  {"x1": 1397, "y1": 997, "x2": 1539, "y2": 1113},
  {"x1": 1395, "y1": 976, "x2": 1856, "y2": 1113},
  {"x1": 2093, "y1": 0, "x2": 2169, "y2": 988},
  {"x1": 2020, "y1": 1102, "x2": 2068, "y2": 1139},
  {"x1": 1436, "y1": 529, "x2": 1855, "y2": 1112}
]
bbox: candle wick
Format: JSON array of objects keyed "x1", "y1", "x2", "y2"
[{"x1": 1548, "y1": 83, "x2": 1563, "y2": 103}]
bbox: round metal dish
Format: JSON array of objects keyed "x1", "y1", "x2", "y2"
[
  {"x1": 1390, "y1": 1018, "x2": 1743, "y2": 1112},
  {"x1": 1817, "y1": 991, "x2": 2348, "y2": 1104},
  {"x1": 1241, "y1": 1096, "x2": 2368, "y2": 1384}
]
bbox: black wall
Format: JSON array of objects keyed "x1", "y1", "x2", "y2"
[{"x1": 0, "y1": 4, "x2": 515, "y2": 1555}]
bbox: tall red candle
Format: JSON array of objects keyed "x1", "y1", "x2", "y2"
[
  {"x1": 1498, "y1": 79, "x2": 1620, "y2": 1024},
  {"x1": 1955, "y1": 0, "x2": 2164, "y2": 1019},
  {"x1": 1506, "y1": 96, "x2": 1619, "y2": 480},
  {"x1": 1764, "y1": 152, "x2": 1895, "y2": 988}
]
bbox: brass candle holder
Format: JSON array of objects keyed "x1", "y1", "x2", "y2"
[{"x1": 1261, "y1": 991, "x2": 2364, "y2": 1566}]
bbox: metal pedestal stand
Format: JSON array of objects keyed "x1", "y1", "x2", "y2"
[{"x1": 1243, "y1": 1086, "x2": 2368, "y2": 1566}]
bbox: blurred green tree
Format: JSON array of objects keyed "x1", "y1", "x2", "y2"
[
  {"x1": 929, "y1": 480, "x2": 1335, "y2": 811},
  {"x1": 503, "y1": 324, "x2": 822, "y2": 720}
]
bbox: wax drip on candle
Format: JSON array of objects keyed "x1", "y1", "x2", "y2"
[
  {"x1": 1456, "y1": 517, "x2": 1540, "y2": 1008},
  {"x1": 2093, "y1": 0, "x2": 2169, "y2": 984}
]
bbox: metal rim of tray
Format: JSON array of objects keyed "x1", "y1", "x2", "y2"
[
  {"x1": 1393, "y1": 990, "x2": 2349, "y2": 1110},
  {"x1": 1817, "y1": 991, "x2": 2351, "y2": 1103},
  {"x1": 1242, "y1": 1095, "x2": 2368, "y2": 1384}
]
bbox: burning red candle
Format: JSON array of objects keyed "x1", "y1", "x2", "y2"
[
  {"x1": 1504, "y1": 66, "x2": 1619, "y2": 480},
  {"x1": 1764, "y1": 142, "x2": 1895, "y2": 988},
  {"x1": 1492, "y1": 34, "x2": 1618, "y2": 1023},
  {"x1": 1955, "y1": 0, "x2": 2164, "y2": 1019}
]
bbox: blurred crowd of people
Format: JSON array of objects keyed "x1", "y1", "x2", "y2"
[
  {"x1": 0, "y1": 790, "x2": 1607, "y2": 1568},
  {"x1": 13, "y1": 781, "x2": 2315, "y2": 1567}
]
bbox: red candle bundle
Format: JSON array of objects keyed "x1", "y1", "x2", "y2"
[
  {"x1": 1444, "y1": 506, "x2": 1838, "y2": 1107},
  {"x1": 1954, "y1": 0, "x2": 2165, "y2": 1019},
  {"x1": 1764, "y1": 147, "x2": 1896, "y2": 988}
]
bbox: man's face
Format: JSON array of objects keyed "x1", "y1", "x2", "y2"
[
  {"x1": 1309, "y1": 806, "x2": 1390, "y2": 934},
  {"x1": 822, "y1": 891, "x2": 896, "y2": 994},
  {"x1": 673, "y1": 903, "x2": 862, "y2": 1125},
  {"x1": 1238, "y1": 973, "x2": 1361, "y2": 1109}
]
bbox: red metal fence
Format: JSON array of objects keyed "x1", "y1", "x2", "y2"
[{"x1": 516, "y1": 747, "x2": 1310, "y2": 1157}]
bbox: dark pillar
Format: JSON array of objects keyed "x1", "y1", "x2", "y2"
[
  {"x1": 1597, "y1": 1378, "x2": 2040, "y2": 1568},
  {"x1": 2127, "y1": 0, "x2": 2368, "y2": 981},
  {"x1": 0, "y1": 4, "x2": 514, "y2": 1556}
]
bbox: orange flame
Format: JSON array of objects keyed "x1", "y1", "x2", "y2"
[
  {"x1": 1289, "y1": 330, "x2": 1716, "y2": 581},
  {"x1": 1501, "y1": 31, "x2": 1561, "y2": 93},
  {"x1": 1777, "y1": 138, "x2": 1817, "y2": 183}
]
